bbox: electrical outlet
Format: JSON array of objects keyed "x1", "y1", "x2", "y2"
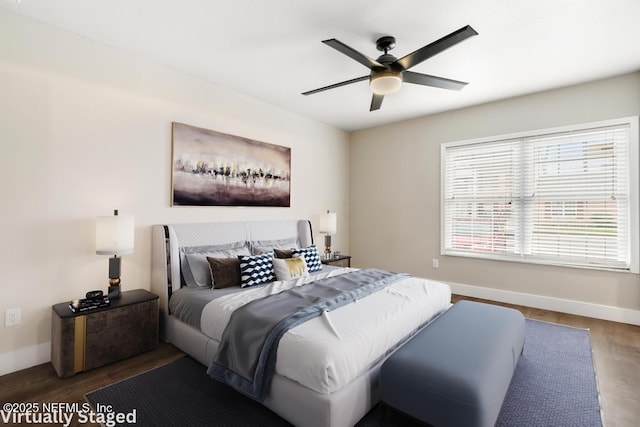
[
  {"x1": 432, "y1": 258, "x2": 439, "y2": 269},
  {"x1": 5, "y1": 307, "x2": 21, "y2": 327}
]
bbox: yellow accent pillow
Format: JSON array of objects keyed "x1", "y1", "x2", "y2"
[{"x1": 273, "y1": 256, "x2": 310, "y2": 281}]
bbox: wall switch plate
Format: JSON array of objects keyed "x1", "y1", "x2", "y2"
[
  {"x1": 432, "y1": 258, "x2": 439, "y2": 269},
  {"x1": 5, "y1": 307, "x2": 21, "y2": 327}
]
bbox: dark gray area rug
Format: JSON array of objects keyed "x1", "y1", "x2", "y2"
[{"x1": 86, "y1": 319, "x2": 602, "y2": 426}]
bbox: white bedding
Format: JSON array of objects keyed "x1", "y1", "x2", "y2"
[{"x1": 200, "y1": 268, "x2": 451, "y2": 395}]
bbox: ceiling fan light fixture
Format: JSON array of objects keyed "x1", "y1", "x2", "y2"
[
  {"x1": 304, "y1": 26, "x2": 477, "y2": 110},
  {"x1": 370, "y1": 70, "x2": 402, "y2": 95}
]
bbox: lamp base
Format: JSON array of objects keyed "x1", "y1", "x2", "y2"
[
  {"x1": 107, "y1": 256, "x2": 122, "y2": 299},
  {"x1": 324, "y1": 234, "x2": 332, "y2": 259},
  {"x1": 108, "y1": 284, "x2": 121, "y2": 300}
]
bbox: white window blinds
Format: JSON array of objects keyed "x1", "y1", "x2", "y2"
[{"x1": 442, "y1": 117, "x2": 639, "y2": 272}]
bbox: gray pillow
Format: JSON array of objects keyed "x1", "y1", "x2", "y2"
[
  {"x1": 180, "y1": 242, "x2": 249, "y2": 287},
  {"x1": 250, "y1": 237, "x2": 299, "y2": 255}
]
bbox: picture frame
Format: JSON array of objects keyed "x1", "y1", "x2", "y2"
[{"x1": 171, "y1": 122, "x2": 291, "y2": 207}]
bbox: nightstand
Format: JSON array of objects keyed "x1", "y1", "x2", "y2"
[
  {"x1": 321, "y1": 255, "x2": 351, "y2": 268},
  {"x1": 51, "y1": 289, "x2": 159, "y2": 377}
]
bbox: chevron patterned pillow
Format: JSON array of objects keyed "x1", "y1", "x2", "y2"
[
  {"x1": 292, "y1": 245, "x2": 322, "y2": 272},
  {"x1": 238, "y1": 252, "x2": 275, "y2": 288}
]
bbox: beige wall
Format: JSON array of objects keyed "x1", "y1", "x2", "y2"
[
  {"x1": 350, "y1": 72, "x2": 640, "y2": 319},
  {"x1": 0, "y1": 10, "x2": 350, "y2": 374}
]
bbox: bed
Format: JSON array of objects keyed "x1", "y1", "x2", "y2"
[{"x1": 151, "y1": 219, "x2": 451, "y2": 427}]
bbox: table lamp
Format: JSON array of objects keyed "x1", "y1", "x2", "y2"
[
  {"x1": 319, "y1": 210, "x2": 337, "y2": 259},
  {"x1": 96, "y1": 209, "x2": 134, "y2": 299}
]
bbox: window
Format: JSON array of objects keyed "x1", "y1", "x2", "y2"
[{"x1": 441, "y1": 117, "x2": 639, "y2": 272}]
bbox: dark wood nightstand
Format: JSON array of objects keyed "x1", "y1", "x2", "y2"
[
  {"x1": 321, "y1": 255, "x2": 351, "y2": 268},
  {"x1": 51, "y1": 289, "x2": 159, "y2": 377}
]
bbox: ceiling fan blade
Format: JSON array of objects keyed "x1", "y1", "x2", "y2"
[
  {"x1": 397, "y1": 25, "x2": 478, "y2": 70},
  {"x1": 323, "y1": 39, "x2": 385, "y2": 70},
  {"x1": 302, "y1": 75, "x2": 369, "y2": 96},
  {"x1": 403, "y1": 71, "x2": 468, "y2": 91},
  {"x1": 370, "y1": 94, "x2": 384, "y2": 111}
]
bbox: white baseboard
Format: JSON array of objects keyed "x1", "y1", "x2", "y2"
[
  {"x1": 449, "y1": 281, "x2": 640, "y2": 326},
  {"x1": 0, "y1": 341, "x2": 50, "y2": 376}
]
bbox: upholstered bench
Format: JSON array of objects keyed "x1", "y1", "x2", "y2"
[{"x1": 380, "y1": 300, "x2": 525, "y2": 427}]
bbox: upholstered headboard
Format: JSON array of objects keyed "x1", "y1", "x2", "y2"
[{"x1": 151, "y1": 220, "x2": 313, "y2": 317}]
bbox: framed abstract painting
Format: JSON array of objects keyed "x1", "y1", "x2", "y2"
[{"x1": 171, "y1": 122, "x2": 291, "y2": 207}]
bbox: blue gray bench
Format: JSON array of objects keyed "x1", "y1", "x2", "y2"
[{"x1": 380, "y1": 300, "x2": 525, "y2": 427}]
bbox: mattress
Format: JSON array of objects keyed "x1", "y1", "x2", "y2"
[{"x1": 173, "y1": 267, "x2": 451, "y2": 396}]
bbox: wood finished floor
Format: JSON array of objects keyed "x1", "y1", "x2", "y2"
[{"x1": 1, "y1": 295, "x2": 638, "y2": 426}]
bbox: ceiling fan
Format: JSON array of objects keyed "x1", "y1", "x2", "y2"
[{"x1": 302, "y1": 25, "x2": 478, "y2": 111}]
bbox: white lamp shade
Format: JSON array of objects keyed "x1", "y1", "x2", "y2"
[
  {"x1": 370, "y1": 71, "x2": 402, "y2": 95},
  {"x1": 319, "y1": 212, "x2": 337, "y2": 235},
  {"x1": 96, "y1": 214, "x2": 134, "y2": 255}
]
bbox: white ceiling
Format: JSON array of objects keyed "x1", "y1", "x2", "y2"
[{"x1": 2, "y1": 0, "x2": 639, "y2": 131}]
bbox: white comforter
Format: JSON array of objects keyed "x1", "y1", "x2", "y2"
[{"x1": 201, "y1": 268, "x2": 451, "y2": 395}]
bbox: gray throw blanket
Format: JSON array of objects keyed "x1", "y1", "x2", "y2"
[{"x1": 207, "y1": 268, "x2": 409, "y2": 401}]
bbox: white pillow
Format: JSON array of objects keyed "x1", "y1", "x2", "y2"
[{"x1": 273, "y1": 256, "x2": 310, "y2": 281}]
